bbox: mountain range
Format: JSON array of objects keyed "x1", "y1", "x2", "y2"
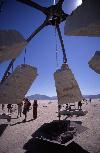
[
  {"x1": 27, "y1": 94, "x2": 57, "y2": 100},
  {"x1": 27, "y1": 94, "x2": 100, "y2": 100}
]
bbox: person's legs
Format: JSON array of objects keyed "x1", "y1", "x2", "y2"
[
  {"x1": 33, "y1": 108, "x2": 37, "y2": 119},
  {"x1": 23, "y1": 112, "x2": 27, "y2": 122},
  {"x1": 2, "y1": 104, "x2": 4, "y2": 110},
  {"x1": 8, "y1": 108, "x2": 10, "y2": 113},
  {"x1": 25, "y1": 113, "x2": 27, "y2": 120},
  {"x1": 20, "y1": 107, "x2": 22, "y2": 117},
  {"x1": 18, "y1": 107, "x2": 20, "y2": 117},
  {"x1": 23, "y1": 110, "x2": 27, "y2": 122},
  {"x1": 10, "y1": 108, "x2": 12, "y2": 114},
  {"x1": 18, "y1": 107, "x2": 22, "y2": 117},
  {"x1": 78, "y1": 105, "x2": 79, "y2": 109},
  {"x1": 17, "y1": 106, "x2": 21, "y2": 118},
  {"x1": 20, "y1": 108, "x2": 22, "y2": 117},
  {"x1": 79, "y1": 105, "x2": 82, "y2": 110},
  {"x1": 23, "y1": 108, "x2": 28, "y2": 122}
]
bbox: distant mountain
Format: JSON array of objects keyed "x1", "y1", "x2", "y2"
[
  {"x1": 83, "y1": 94, "x2": 100, "y2": 99},
  {"x1": 27, "y1": 94, "x2": 100, "y2": 100},
  {"x1": 27, "y1": 94, "x2": 57, "y2": 100}
]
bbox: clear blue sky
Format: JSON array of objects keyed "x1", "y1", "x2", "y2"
[{"x1": 0, "y1": 0, "x2": 100, "y2": 96}]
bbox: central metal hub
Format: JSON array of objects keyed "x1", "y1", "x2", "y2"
[
  {"x1": 47, "y1": 5, "x2": 68, "y2": 26},
  {"x1": 48, "y1": 15, "x2": 61, "y2": 25}
]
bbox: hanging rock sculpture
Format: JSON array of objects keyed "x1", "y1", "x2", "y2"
[
  {"x1": 88, "y1": 51, "x2": 100, "y2": 74},
  {"x1": 0, "y1": 30, "x2": 27, "y2": 62},
  {"x1": 0, "y1": 64, "x2": 38, "y2": 104},
  {"x1": 64, "y1": 0, "x2": 100, "y2": 37},
  {"x1": 54, "y1": 64, "x2": 83, "y2": 105}
]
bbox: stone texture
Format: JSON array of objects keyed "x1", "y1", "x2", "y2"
[
  {"x1": 88, "y1": 51, "x2": 100, "y2": 74},
  {"x1": 0, "y1": 30, "x2": 27, "y2": 62},
  {"x1": 54, "y1": 64, "x2": 83, "y2": 105},
  {"x1": 0, "y1": 64, "x2": 38, "y2": 104},
  {"x1": 64, "y1": 0, "x2": 100, "y2": 36}
]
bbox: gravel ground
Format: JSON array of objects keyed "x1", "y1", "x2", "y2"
[{"x1": 0, "y1": 99, "x2": 100, "y2": 153}]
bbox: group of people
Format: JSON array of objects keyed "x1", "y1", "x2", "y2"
[
  {"x1": 65, "y1": 98, "x2": 92, "y2": 111},
  {"x1": 2, "y1": 104, "x2": 13, "y2": 114},
  {"x1": 17, "y1": 98, "x2": 38, "y2": 122},
  {"x1": 65, "y1": 101, "x2": 82, "y2": 110},
  {"x1": 1, "y1": 98, "x2": 38, "y2": 122}
]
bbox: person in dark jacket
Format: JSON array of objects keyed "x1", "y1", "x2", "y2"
[
  {"x1": 7, "y1": 104, "x2": 12, "y2": 114},
  {"x1": 23, "y1": 98, "x2": 31, "y2": 122},
  {"x1": 78, "y1": 101, "x2": 82, "y2": 110}
]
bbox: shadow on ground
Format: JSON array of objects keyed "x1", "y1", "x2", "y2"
[
  {"x1": 23, "y1": 120, "x2": 89, "y2": 153},
  {"x1": 10, "y1": 119, "x2": 34, "y2": 126},
  {"x1": 31, "y1": 120, "x2": 88, "y2": 140},
  {"x1": 31, "y1": 120, "x2": 71, "y2": 140},
  {"x1": 0, "y1": 124, "x2": 8, "y2": 137},
  {"x1": 24, "y1": 138, "x2": 90, "y2": 153}
]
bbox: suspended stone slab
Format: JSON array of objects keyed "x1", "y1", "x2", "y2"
[
  {"x1": 0, "y1": 30, "x2": 27, "y2": 62},
  {"x1": 64, "y1": 0, "x2": 100, "y2": 36},
  {"x1": 54, "y1": 64, "x2": 83, "y2": 105},
  {"x1": 0, "y1": 64, "x2": 38, "y2": 104},
  {"x1": 88, "y1": 51, "x2": 100, "y2": 74}
]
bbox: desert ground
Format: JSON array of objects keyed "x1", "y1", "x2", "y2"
[{"x1": 0, "y1": 99, "x2": 100, "y2": 153}]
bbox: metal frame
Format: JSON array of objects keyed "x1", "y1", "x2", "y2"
[{"x1": 1, "y1": 0, "x2": 68, "y2": 83}]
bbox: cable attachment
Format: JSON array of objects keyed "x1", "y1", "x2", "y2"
[
  {"x1": 24, "y1": 48, "x2": 26, "y2": 65},
  {"x1": 56, "y1": 24, "x2": 67, "y2": 64},
  {"x1": 55, "y1": 27, "x2": 59, "y2": 67}
]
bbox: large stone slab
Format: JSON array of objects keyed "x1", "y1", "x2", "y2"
[
  {"x1": 64, "y1": 0, "x2": 100, "y2": 36},
  {"x1": 0, "y1": 30, "x2": 27, "y2": 62},
  {"x1": 0, "y1": 64, "x2": 38, "y2": 104},
  {"x1": 54, "y1": 64, "x2": 83, "y2": 105},
  {"x1": 88, "y1": 51, "x2": 100, "y2": 74}
]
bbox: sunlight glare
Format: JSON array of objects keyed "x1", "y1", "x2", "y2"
[
  {"x1": 53, "y1": 0, "x2": 56, "y2": 5},
  {"x1": 76, "y1": 0, "x2": 82, "y2": 7}
]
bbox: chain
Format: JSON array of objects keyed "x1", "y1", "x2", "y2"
[
  {"x1": 24, "y1": 48, "x2": 26, "y2": 65},
  {"x1": 55, "y1": 25, "x2": 59, "y2": 67}
]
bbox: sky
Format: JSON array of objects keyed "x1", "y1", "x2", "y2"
[{"x1": 0, "y1": 0, "x2": 100, "y2": 97}]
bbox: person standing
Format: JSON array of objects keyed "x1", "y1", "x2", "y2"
[
  {"x1": 23, "y1": 98, "x2": 31, "y2": 122},
  {"x1": 33, "y1": 100, "x2": 38, "y2": 119},
  {"x1": 17, "y1": 101, "x2": 23, "y2": 118},
  {"x1": 7, "y1": 104, "x2": 12, "y2": 114},
  {"x1": 2, "y1": 104, "x2": 5, "y2": 111},
  {"x1": 66, "y1": 104, "x2": 68, "y2": 110},
  {"x1": 78, "y1": 101, "x2": 82, "y2": 110}
]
